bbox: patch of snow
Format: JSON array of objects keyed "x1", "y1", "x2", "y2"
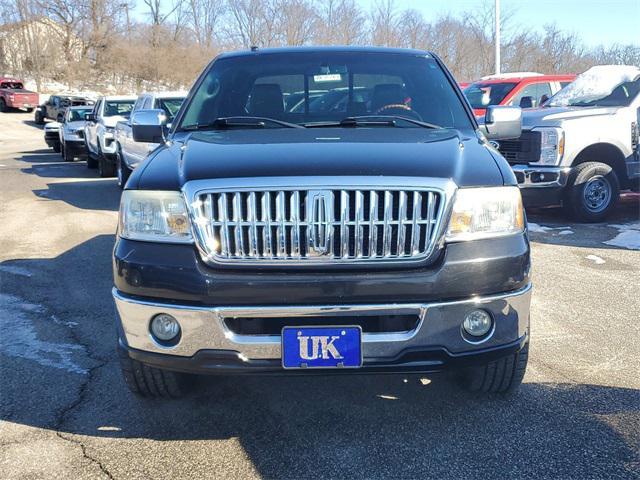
[
  {"x1": 0, "y1": 294, "x2": 87, "y2": 375},
  {"x1": 527, "y1": 223, "x2": 572, "y2": 234},
  {"x1": 0, "y1": 265, "x2": 32, "y2": 277},
  {"x1": 586, "y1": 254, "x2": 606, "y2": 264},
  {"x1": 604, "y1": 223, "x2": 640, "y2": 250},
  {"x1": 527, "y1": 222, "x2": 553, "y2": 233},
  {"x1": 549, "y1": 65, "x2": 640, "y2": 107}
]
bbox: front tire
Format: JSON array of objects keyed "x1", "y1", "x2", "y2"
[
  {"x1": 0, "y1": 98, "x2": 7, "y2": 112},
  {"x1": 564, "y1": 162, "x2": 619, "y2": 222},
  {"x1": 98, "y1": 148, "x2": 116, "y2": 177},
  {"x1": 118, "y1": 343, "x2": 190, "y2": 398},
  {"x1": 456, "y1": 341, "x2": 529, "y2": 394},
  {"x1": 63, "y1": 142, "x2": 74, "y2": 162},
  {"x1": 35, "y1": 109, "x2": 44, "y2": 124},
  {"x1": 52, "y1": 142, "x2": 61, "y2": 153},
  {"x1": 116, "y1": 150, "x2": 131, "y2": 189}
]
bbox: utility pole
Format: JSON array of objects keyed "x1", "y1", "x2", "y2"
[{"x1": 495, "y1": 0, "x2": 501, "y2": 75}]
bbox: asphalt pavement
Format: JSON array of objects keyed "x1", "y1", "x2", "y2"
[{"x1": 1, "y1": 111, "x2": 639, "y2": 479}]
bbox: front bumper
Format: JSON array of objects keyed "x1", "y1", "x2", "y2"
[
  {"x1": 114, "y1": 283, "x2": 531, "y2": 374},
  {"x1": 64, "y1": 139, "x2": 87, "y2": 156},
  {"x1": 512, "y1": 164, "x2": 572, "y2": 207}
]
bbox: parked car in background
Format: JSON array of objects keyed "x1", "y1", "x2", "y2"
[
  {"x1": 114, "y1": 91, "x2": 186, "y2": 188},
  {"x1": 114, "y1": 47, "x2": 531, "y2": 399},
  {"x1": 84, "y1": 95, "x2": 136, "y2": 176},
  {"x1": 59, "y1": 105, "x2": 92, "y2": 162},
  {"x1": 44, "y1": 122, "x2": 61, "y2": 152},
  {"x1": 35, "y1": 93, "x2": 95, "y2": 124},
  {"x1": 464, "y1": 73, "x2": 576, "y2": 117},
  {"x1": 0, "y1": 77, "x2": 38, "y2": 112},
  {"x1": 495, "y1": 65, "x2": 640, "y2": 222}
]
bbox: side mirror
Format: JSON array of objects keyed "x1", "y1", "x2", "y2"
[
  {"x1": 519, "y1": 96, "x2": 533, "y2": 109},
  {"x1": 479, "y1": 105, "x2": 522, "y2": 140},
  {"x1": 540, "y1": 94, "x2": 549, "y2": 105},
  {"x1": 85, "y1": 113, "x2": 96, "y2": 122},
  {"x1": 131, "y1": 109, "x2": 168, "y2": 143}
]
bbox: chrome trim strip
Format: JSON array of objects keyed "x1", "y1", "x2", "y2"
[
  {"x1": 512, "y1": 165, "x2": 572, "y2": 188},
  {"x1": 113, "y1": 283, "x2": 531, "y2": 359}
]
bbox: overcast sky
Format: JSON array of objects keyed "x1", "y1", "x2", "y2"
[{"x1": 376, "y1": 0, "x2": 639, "y2": 48}]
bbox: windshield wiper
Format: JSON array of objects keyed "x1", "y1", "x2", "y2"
[
  {"x1": 182, "y1": 116, "x2": 304, "y2": 131},
  {"x1": 305, "y1": 115, "x2": 442, "y2": 129}
]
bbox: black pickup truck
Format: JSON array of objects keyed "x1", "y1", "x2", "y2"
[{"x1": 113, "y1": 47, "x2": 532, "y2": 398}]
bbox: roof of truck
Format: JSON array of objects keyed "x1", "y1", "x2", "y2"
[
  {"x1": 139, "y1": 91, "x2": 188, "y2": 99},
  {"x1": 471, "y1": 74, "x2": 577, "y2": 85},
  {"x1": 217, "y1": 46, "x2": 434, "y2": 59}
]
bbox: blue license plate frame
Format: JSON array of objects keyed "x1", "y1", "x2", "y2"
[{"x1": 281, "y1": 325, "x2": 363, "y2": 369}]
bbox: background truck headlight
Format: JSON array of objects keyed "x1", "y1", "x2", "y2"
[
  {"x1": 531, "y1": 127, "x2": 564, "y2": 165},
  {"x1": 118, "y1": 190, "x2": 193, "y2": 243},
  {"x1": 446, "y1": 186, "x2": 525, "y2": 242}
]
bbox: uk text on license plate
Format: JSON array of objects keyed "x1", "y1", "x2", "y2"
[{"x1": 281, "y1": 326, "x2": 362, "y2": 369}]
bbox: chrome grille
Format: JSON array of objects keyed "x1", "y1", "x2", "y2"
[{"x1": 189, "y1": 181, "x2": 447, "y2": 266}]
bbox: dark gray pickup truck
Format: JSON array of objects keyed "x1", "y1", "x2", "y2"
[{"x1": 113, "y1": 47, "x2": 532, "y2": 398}]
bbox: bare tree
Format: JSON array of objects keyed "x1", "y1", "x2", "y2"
[
  {"x1": 188, "y1": 0, "x2": 225, "y2": 49},
  {"x1": 369, "y1": 0, "x2": 400, "y2": 47},
  {"x1": 315, "y1": 0, "x2": 365, "y2": 45}
]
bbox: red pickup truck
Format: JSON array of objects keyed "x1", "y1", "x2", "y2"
[
  {"x1": 463, "y1": 73, "x2": 576, "y2": 117},
  {"x1": 0, "y1": 77, "x2": 39, "y2": 113}
]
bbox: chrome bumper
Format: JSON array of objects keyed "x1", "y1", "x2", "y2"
[
  {"x1": 512, "y1": 164, "x2": 572, "y2": 188},
  {"x1": 113, "y1": 284, "x2": 532, "y2": 361}
]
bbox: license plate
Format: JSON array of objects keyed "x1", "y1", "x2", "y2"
[{"x1": 281, "y1": 326, "x2": 362, "y2": 369}]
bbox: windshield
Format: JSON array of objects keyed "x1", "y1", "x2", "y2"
[
  {"x1": 68, "y1": 108, "x2": 91, "y2": 122},
  {"x1": 178, "y1": 52, "x2": 472, "y2": 130},
  {"x1": 1, "y1": 82, "x2": 24, "y2": 89},
  {"x1": 547, "y1": 66, "x2": 640, "y2": 107},
  {"x1": 157, "y1": 97, "x2": 185, "y2": 120},
  {"x1": 103, "y1": 100, "x2": 135, "y2": 117},
  {"x1": 463, "y1": 82, "x2": 518, "y2": 109}
]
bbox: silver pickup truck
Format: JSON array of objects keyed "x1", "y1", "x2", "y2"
[
  {"x1": 496, "y1": 65, "x2": 640, "y2": 222},
  {"x1": 114, "y1": 92, "x2": 186, "y2": 188}
]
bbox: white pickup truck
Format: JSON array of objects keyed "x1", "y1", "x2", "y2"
[
  {"x1": 496, "y1": 65, "x2": 640, "y2": 222},
  {"x1": 84, "y1": 95, "x2": 136, "y2": 176},
  {"x1": 114, "y1": 92, "x2": 186, "y2": 188}
]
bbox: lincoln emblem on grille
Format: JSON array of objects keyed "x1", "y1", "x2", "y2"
[{"x1": 306, "y1": 190, "x2": 334, "y2": 256}]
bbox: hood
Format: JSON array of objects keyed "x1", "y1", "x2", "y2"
[
  {"x1": 44, "y1": 122, "x2": 61, "y2": 131},
  {"x1": 132, "y1": 127, "x2": 505, "y2": 191},
  {"x1": 64, "y1": 120, "x2": 85, "y2": 130},
  {"x1": 522, "y1": 106, "x2": 621, "y2": 128},
  {"x1": 103, "y1": 116, "x2": 126, "y2": 128}
]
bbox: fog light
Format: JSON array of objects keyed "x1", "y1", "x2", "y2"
[
  {"x1": 150, "y1": 313, "x2": 180, "y2": 342},
  {"x1": 462, "y1": 309, "x2": 493, "y2": 337}
]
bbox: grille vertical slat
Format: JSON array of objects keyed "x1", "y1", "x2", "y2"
[
  {"x1": 197, "y1": 186, "x2": 443, "y2": 264},
  {"x1": 354, "y1": 190, "x2": 364, "y2": 258},
  {"x1": 369, "y1": 191, "x2": 379, "y2": 257},
  {"x1": 411, "y1": 192, "x2": 422, "y2": 254},
  {"x1": 262, "y1": 192, "x2": 273, "y2": 257},
  {"x1": 218, "y1": 193, "x2": 230, "y2": 256},
  {"x1": 425, "y1": 192, "x2": 436, "y2": 246},
  {"x1": 382, "y1": 191, "x2": 393, "y2": 257},
  {"x1": 233, "y1": 192, "x2": 244, "y2": 257},
  {"x1": 290, "y1": 191, "x2": 301, "y2": 258},
  {"x1": 276, "y1": 191, "x2": 286, "y2": 257},
  {"x1": 397, "y1": 191, "x2": 407, "y2": 256},
  {"x1": 340, "y1": 190, "x2": 350, "y2": 258},
  {"x1": 247, "y1": 192, "x2": 258, "y2": 257}
]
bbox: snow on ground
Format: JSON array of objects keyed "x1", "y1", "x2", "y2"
[
  {"x1": 586, "y1": 254, "x2": 606, "y2": 264},
  {"x1": 528, "y1": 222, "x2": 572, "y2": 234},
  {"x1": 0, "y1": 293, "x2": 87, "y2": 375},
  {"x1": 604, "y1": 222, "x2": 640, "y2": 250}
]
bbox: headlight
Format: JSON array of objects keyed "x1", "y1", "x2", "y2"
[
  {"x1": 446, "y1": 187, "x2": 524, "y2": 242},
  {"x1": 119, "y1": 191, "x2": 193, "y2": 243},
  {"x1": 531, "y1": 127, "x2": 564, "y2": 165}
]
